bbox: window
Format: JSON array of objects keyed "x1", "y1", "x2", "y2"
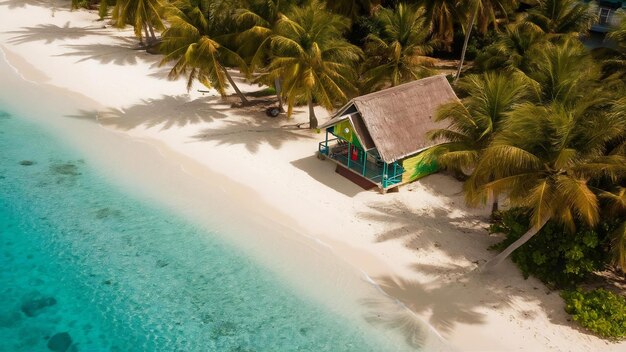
[{"x1": 598, "y1": 8, "x2": 612, "y2": 25}]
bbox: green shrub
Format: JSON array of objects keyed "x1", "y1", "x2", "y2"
[
  {"x1": 248, "y1": 87, "x2": 276, "y2": 98},
  {"x1": 562, "y1": 289, "x2": 626, "y2": 340},
  {"x1": 490, "y1": 208, "x2": 611, "y2": 288}
]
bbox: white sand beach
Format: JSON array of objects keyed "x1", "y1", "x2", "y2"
[{"x1": 1, "y1": 2, "x2": 624, "y2": 350}]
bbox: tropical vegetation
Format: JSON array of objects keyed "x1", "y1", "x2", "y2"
[
  {"x1": 562, "y1": 289, "x2": 626, "y2": 340},
  {"x1": 360, "y1": 4, "x2": 434, "y2": 92},
  {"x1": 159, "y1": 1, "x2": 251, "y2": 104}
]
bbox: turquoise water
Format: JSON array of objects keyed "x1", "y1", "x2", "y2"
[{"x1": 0, "y1": 107, "x2": 408, "y2": 351}]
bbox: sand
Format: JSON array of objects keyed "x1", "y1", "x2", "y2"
[{"x1": 1, "y1": 2, "x2": 624, "y2": 351}]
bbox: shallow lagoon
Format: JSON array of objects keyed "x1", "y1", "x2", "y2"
[{"x1": 0, "y1": 106, "x2": 407, "y2": 351}]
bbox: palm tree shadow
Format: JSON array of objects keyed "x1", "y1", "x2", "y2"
[
  {"x1": 368, "y1": 273, "x2": 513, "y2": 337},
  {"x1": 361, "y1": 292, "x2": 452, "y2": 350},
  {"x1": 0, "y1": 0, "x2": 51, "y2": 8},
  {"x1": 7, "y1": 22, "x2": 107, "y2": 45},
  {"x1": 66, "y1": 95, "x2": 229, "y2": 130},
  {"x1": 55, "y1": 36, "x2": 157, "y2": 66},
  {"x1": 369, "y1": 268, "x2": 595, "y2": 343},
  {"x1": 359, "y1": 199, "x2": 491, "y2": 262},
  {"x1": 191, "y1": 119, "x2": 314, "y2": 154}
]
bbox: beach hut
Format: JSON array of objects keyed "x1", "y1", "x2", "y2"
[{"x1": 317, "y1": 75, "x2": 458, "y2": 192}]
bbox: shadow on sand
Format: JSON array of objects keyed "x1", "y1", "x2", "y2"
[
  {"x1": 290, "y1": 155, "x2": 364, "y2": 197},
  {"x1": 0, "y1": 0, "x2": 52, "y2": 8},
  {"x1": 191, "y1": 118, "x2": 314, "y2": 154},
  {"x1": 55, "y1": 36, "x2": 157, "y2": 66},
  {"x1": 359, "y1": 201, "x2": 489, "y2": 263},
  {"x1": 367, "y1": 272, "x2": 514, "y2": 337},
  {"x1": 7, "y1": 22, "x2": 107, "y2": 45},
  {"x1": 67, "y1": 95, "x2": 229, "y2": 130}
]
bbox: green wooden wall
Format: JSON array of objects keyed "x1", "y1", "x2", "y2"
[
  {"x1": 401, "y1": 152, "x2": 438, "y2": 183},
  {"x1": 332, "y1": 120, "x2": 363, "y2": 149}
]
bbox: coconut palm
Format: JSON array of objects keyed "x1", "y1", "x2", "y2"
[
  {"x1": 468, "y1": 99, "x2": 626, "y2": 270},
  {"x1": 525, "y1": 0, "x2": 597, "y2": 38},
  {"x1": 413, "y1": 0, "x2": 460, "y2": 50},
  {"x1": 426, "y1": 72, "x2": 529, "y2": 178},
  {"x1": 522, "y1": 39, "x2": 599, "y2": 107},
  {"x1": 460, "y1": 39, "x2": 626, "y2": 270},
  {"x1": 600, "y1": 186, "x2": 626, "y2": 272},
  {"x1": 454, "y1": 0, "x2": 518, "y2": 81},
  {"x1": 474, "y1": 21, "x2": 547, "y2": 72},
  {"x1": 159, "y1": 2, "x2": 250, "y2": 104},
  {"x1": 473, "y1": 0, "x2": 517, "y2": 33},
  {"x1": 326, "y1": 0, "x2": 373, "y2": 21},
  {"x1": 235, "y1": 0, "x2": 292, "y2": 69},
  {"x1": 234, "y1": 0, "x2": 297, "y2": 110},
  {"x1": 600, "y1": 97, "x2": 626, "y2": 272},
  {"x1": 361, "y1": 4, "x2": 434, "y2": 92},
  {"x1": 112, "y1": 0, "x2": 166, "y2": 45},
  {"x1": 262, "y1": 0, "x2": 362, "y2": 128},
  {"x1": 605, "y1": 14, "x2": 626, "y2": 79},
  {"x1": 610, "y1": 14, "x2": 626, "y2": 50}
]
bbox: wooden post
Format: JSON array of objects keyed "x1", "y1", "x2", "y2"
[
  {"x1": 383, "y1": 163, "x2": 388, "y2": 188},
  {"x1": 362, "y1": 151, "x2": 367, "y2": 176},
  {"x1": 324, "y1": 130, "x2": 329, "y2": 154}
]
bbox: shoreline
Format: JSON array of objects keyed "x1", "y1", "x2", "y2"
[
  {"x1": 1, "y1": 2, "x2": 624, "y2": 350},
  {"x1": 0, "y1": 49, "x2": 448, "y2": 350}
]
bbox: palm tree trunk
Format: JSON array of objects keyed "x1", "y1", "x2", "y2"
[
  {"x1": 98, "y1": 0, "x2": 108, "y2": 20},
  {"x1": 454, "y1": 1, "x2": 479, "y2": 83},
  {"x1": 274, "y1": 78, "x2": 284, "y2": 112},
  {"x1": 480, "y1": 219, "x2": 549, "y2": 272},
  {"x1": 142, "y1": 22, "x2": 150, "y2": 45},
  {"x1": 308, "y1": 95, "x2": 318, "y2": 129},
  {"x1": 147, "y1": 21, "x2": 157, "y2": 43},
  {"x1": 491, "y1": 200, "x2": 499, "y2": 213},
  {"x1": 222, "y1": 67, "x2": 249, "y2": 105}
]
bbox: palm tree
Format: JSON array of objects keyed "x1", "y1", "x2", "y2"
[
  {"x1": 360, "y1": 3, "x2": 435, "y2": 92},
  {"x1": 454, "y1": 0, "x2": 518, "y2": 82},
  {"x1": 522, "y1": 39, "x2": 599, "y2": 107},
  {"x1": 112, "y1": 0, "x2": 166, "y2": 45},
  {"x1": 326, "y1": 0, "x2": 373, "y2": 21},
  {"x1": 426, "y1": 72, "x2": 529, "y2": 178},
  {"x1": 525, "y1": 0, "x2": 597, "y2": 38},
  {"x1": 460, "y1": 38, "x2": 626, "y2": 269},
  {"x1": 605, "y1": 14, "x2": 626, "y2": 79},
  {"x1": 234, "y1": 0, "x2": 296, "y2": 110},
  {"x1": 610, "y1": 14, "x2": 626, "y2": 51},
  {"x1": 599, "y1": 96, "x2": 626, "y2": 272},
  {"x1": 425, "y1": 72, "x2": 529, "y2": 212},
  {"x1": 601, "y1": 187, "x2": 626, "y2": 272},
  {"x1": 474, "y1": 0, "x2": 517, "y2": 34},
  {"x1": 262, "y1": 0, "x2": 362, "y2": 128},
  {"x1": 414, "y1": 0, "x2": 460, "y2": 50},
  {"x1": 99, "y1": 0, "x2": 109, "y2": 19},
  {"x1": 474, "y1": 21, "x2": 547, "y2": 72},
  {"x1": 235, "y1": 0, "x2": 291, "y2": 69},
  {"x1": 468, "y1": 100, "x2": 626, "y2": 271},
  {"x1": 159, "y1": 2, "x2": 250, "y2": 105}
]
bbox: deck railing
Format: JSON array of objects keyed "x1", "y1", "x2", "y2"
[
  {"x1": 318, "y1": 138, "x2": 338, "y2": 156},
  {"x1": 319, "y1": 134, "x2": 404, "y2": 189}
]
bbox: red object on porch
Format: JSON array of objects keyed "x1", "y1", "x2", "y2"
[{"x1": 350, "y1": 147, "x2": 358, "y2": 161}]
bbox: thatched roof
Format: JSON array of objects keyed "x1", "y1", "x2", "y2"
[{"x1": 320, "y1": 75, "x2": 458, "y2": 163}]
